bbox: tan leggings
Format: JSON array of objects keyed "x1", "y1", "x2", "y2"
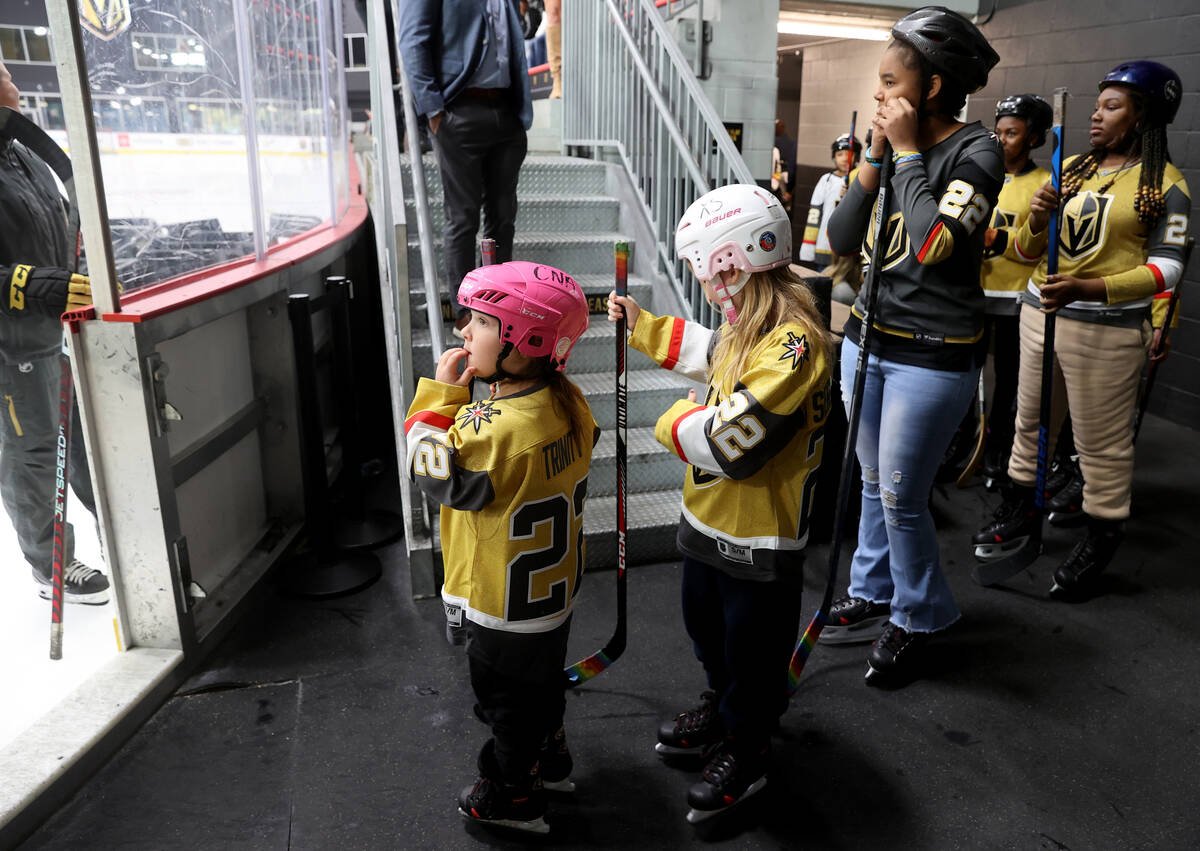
[{"x1": 1007, "y1": 303, "x2": 1150, "y2": 520}]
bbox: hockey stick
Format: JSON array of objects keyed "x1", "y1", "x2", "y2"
[
  {"x1": 973, "y1": 88, "x2": 1068, "y2": 587},
  {"x1": 786, "y1": 145, "x2": 894, "y2": 695},
  {"x1": 1133, "y1": 236, "x2": 1193, "y2": 442},
  {"x1": 565, "y1": 241, "x2": 629, "y2": 686},
  {"x1": 480, "y1": 237, "x2": 497, "y2": 267},
  {"x1": 844, "y1": 111, "x2": 857, "y2": 188},
  {"x1": 0, "y1": 107, "x2": 82, "y2": 659},
  {"x1": 956, "y1": 372, "x2": 987, "y2": 488}
]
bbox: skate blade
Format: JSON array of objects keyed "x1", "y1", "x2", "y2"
[
  {"x1": 655, "y1": 742, "x2": 710, "y2": 757},
  {"x1": 972, "y1": 536, "x2": 1041, "y2": 586},
  {"x1": 542, "y1": 777, "x2": 576, "y2": 793},
  {"x1": 685, "y1": 776, "x2": 768, "y2": 824},
  {"x1": 1048, "y1": 510, "x2": 1084, "y2": 528},
  {"x1": 458, "y1": 807, "x2": 550, "y2": 835},
  {"x1": 37, "y1": 586, "x2": 110, "y2": 605},
  {"x1": 818, "y1": 616, "x2": 889, "y2": 646}
]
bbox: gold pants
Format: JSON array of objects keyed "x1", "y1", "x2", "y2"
[{"x1": 1007, "y1": 303, "x2": 1150, "y2": 521}]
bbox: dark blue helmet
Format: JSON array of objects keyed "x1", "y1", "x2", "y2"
[{"x1": 1099, "y1": 61, "x2": 1182, "y2": 125}]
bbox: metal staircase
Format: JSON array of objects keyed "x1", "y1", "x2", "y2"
[{"x1": 399, "y1": 152, "x2": 698, "y2": 570}]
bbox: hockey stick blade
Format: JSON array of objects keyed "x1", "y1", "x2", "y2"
[{"x1": 972, "y1": 532, "x2": 1041, "y2": 586}]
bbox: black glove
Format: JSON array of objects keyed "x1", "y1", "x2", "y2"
[
  {"x1": 521, "y1": 1, "x2": 543, "y2": 39},
  {"x1": 3, "y1": 264, "x2": 92, "y2": 317}
]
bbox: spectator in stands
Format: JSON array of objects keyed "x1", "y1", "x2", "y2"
[{"x1": 398, "y1": 0, "x2": 533, "y2": 328}]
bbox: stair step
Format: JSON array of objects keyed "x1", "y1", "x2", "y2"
[
  {"x1": 405, "y1": 195, "x2": 620, "y2": 234},
  {"x1": 583, "y1": 489, "x2": 684, "y2": 569},
  {"x1": 401, "y1": 153, "x2": 608, "y2": 197},
  {"x1": 571, "y1": 368, "x2": 702, "y2": 430},
  {"x1": 406, "y1": 232, "x2": 636, "y2": 283},
  {"x1": 588, "y1": 426, "x2": 682, "y2": 498}
]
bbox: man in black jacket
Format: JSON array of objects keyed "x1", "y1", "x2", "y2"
[{"x1": 0, "y1": 61, "x2": 106, "y2": 604}]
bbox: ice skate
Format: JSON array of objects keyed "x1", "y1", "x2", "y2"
[
  {"x1": 458, "y1": 741, "x2": 548, "y2": 835},
  {"x1": 1047, "y1": 466, "x2": 1084, "y2": 527},
  {"x1": 35, "y1": 560, "x2": 110, "y2": 605},
  {"x1": 539, "y1": 726, "x2": 575, "y2": 793},
  {"x1": 655, "y1": 690, "x2": 724, "y2": 757},
  {"x1": 685, "y1": 741, "x2": 769, "y2": 823},
  {"x1": 1049, "y1": 515, "x2": 1124, "y2": 598},
  {"x1": 972, "y1": 485, "x2": 1038, "y2": 560},
  {"x1": 820, "y1": 596, "x2": 890, "y2": 645},
  {"x1": 865, "y1": 622, "x2": 931, "y2": 685}
]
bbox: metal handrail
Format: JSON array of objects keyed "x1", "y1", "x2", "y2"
[{"x1": 563, "y1": 0, "x2": 754, "y2": 328}]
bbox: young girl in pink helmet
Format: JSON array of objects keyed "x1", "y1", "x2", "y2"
[{"x1": 405, "y1": 260, "x2": 596, "y2": 834}]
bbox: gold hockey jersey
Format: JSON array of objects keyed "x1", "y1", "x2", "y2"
[
  {"x1": 630, "y1": 310, "x2": 831, "y2": 580},
  {"x1": 1015, "y1": 156, "x2": 1190, "y2": 327},
  {"x1": 405, "y1": 378, "x2": 597, "y2": 634},
  {"x1": 979, "y1": 163, "x2": 1050, "y2": 314}
]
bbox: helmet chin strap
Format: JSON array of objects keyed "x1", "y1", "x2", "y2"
[
  {"x1": 708, "y1": 270, "x2": 750, "y2": 325},
  {"x1": 478, "y1": 341, "x2": 516, "y2": 384}
]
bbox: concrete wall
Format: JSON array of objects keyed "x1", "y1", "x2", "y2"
[
  {"x1": 670, "y1": 0, "x2": 780, "y2": 180},
  {"x1": 796, "y1": 0, "x2": 1200, "y2": 428}
]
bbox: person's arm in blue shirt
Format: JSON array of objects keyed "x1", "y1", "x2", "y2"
[{"x1": 397, "y1": 0, "x2": 444, "y2": 120}]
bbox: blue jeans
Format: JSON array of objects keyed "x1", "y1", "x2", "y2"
[{"x1": 840, "y1": 339, "x2": 978, "y2": 633}]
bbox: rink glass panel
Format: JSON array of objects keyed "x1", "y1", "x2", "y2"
[{"x1": 71, "y1": 0, "x2": 349, "y2": 290}]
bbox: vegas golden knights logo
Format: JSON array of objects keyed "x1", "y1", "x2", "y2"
[
  {"x1": 991, "y1": 208, "x2": 1017, "y2": 230},
  {"x1": 80, "y1": 0, "x2": 133, "y2": 41},
  {"x1": 1059, "y1": 191, "x2": 1112, "y2": 262},
  {"x1": 867, "y1": 212, "x2": 910, "y2": 271}
]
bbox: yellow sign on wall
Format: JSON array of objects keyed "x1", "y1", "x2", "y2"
[{"x1": 80, "y1": 0, "x2": 133, "y2": 41}]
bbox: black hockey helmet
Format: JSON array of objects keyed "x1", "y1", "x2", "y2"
[
  {"x1": 1099, "y1": 60, "x2": 1182, "y2": 125},
  {"x1": 995, "y1": 93, "x2": 1053, "y2": 148},
  {"x1": 832, "y1": 133, "x2": 862, "y2": 156},
  {"x1": 891, "y1": 6, "x2": 999, "y2": 94}
]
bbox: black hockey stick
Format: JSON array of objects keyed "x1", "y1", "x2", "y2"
[
  {"x1": 787, "y1": 145, "x2": 894, "y2": 695},
  {"x1": 974, "y1": 88, "x2": 1068, "y2": 587},
  {"x1": 844, "y1": 110, "x2": 857, "y2": 188},
  {"x1": 0, "y1": 107, "x2": 82, "y2": 659},
  {"x1": 565, "y1": 241, "x2": 629, "y2": 686},
  {"x1": 1133, "y1": 236, "x2": 1193, "y2": 442}
]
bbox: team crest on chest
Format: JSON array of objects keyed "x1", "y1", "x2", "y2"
[
  {"x1": 1059, "y1": 191, "x2": 1112, "y2": 262},
  {"x1": 458, "y1": 400, "x2": 502, "y2": 434},
  {"x1": 778, "y1": 331, "x2": 809, "y2": 371},
  {"x1": 864, "y1": 212, "x2": 910, "y2": 271},
  {"x1": 992, "y1": 208, "x2": 1017, "y2": 230}
]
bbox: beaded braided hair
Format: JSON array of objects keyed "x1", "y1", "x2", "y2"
[{"x1": 1060, "y1": 90, "x2": 1171, "y2": 225}]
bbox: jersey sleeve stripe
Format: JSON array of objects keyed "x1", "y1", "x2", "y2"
[
  {"x1": 1148, "y1": 263, "x2": 1166, "y2": 293},
  {"x1": 661, "y1": 317, "x2": 687, "y2": 371},
  {"x1": 916, "y1": 220, "x2": 950, "y2": 264},
  {"x1": 1013, "y1": 237, "x2": 1040, "y2": 262},
  {"x1": 669, "y1": 404, "x2": 708, "y2": 464},
  {"x1": 405, "y1": 410, "x2": 455, "y2": 434}
]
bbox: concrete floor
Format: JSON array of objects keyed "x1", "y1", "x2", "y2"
[{"x1": 19, "y1": 411, "x2": 1200, "y2": 850}]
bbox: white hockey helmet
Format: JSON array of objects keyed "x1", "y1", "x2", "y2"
[{"x1": 675, "y1": 183, "x2": 792, "y2": 324}]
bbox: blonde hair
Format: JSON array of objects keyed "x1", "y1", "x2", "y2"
[
  {"x1": 546, "y1": 369, "x2": 594, "y2": 453},
  {"x1": 709, "y1": 266, "x2": 835, "y2": 392}
]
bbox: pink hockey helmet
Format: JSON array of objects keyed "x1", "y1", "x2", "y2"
[{"x1": 457, "y1": 261, "x2": 590, "y2": 371}]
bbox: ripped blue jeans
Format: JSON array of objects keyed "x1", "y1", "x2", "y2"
[{"x1": 840, "y1": 339, "x2": 978, "y2": 633}]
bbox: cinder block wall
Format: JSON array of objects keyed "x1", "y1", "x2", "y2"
[{"x1": 796, "y1": 0, "x2": 1199, "y2": 428}]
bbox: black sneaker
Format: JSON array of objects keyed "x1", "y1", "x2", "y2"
[
  {"x1": 865, "y1": 622, "x2": 931, "y2": 684},
  {"x1": 972, "y1": 485, "x2": 1038, "y2": 560},
  {"x1": 1050, "y1": 515, "x2": 1124, "y2": 598},
  {"x1": 36, "y1": 560, "x2": 110, "y2": 605},
  {"x1": 685, "y1": 740, "x2": 769, "y2": 823},
  {"x1": 820, "y1": 596, "x2": 890, "y2": 645},
  {"x1": 655, "y1": 690, "x2": 724, "y2": 756},
  {"x1": 458, "y1": 741, "x2": 548, "y2": 835},
  {"x1": 1047, "y1": 468, "x2": 1085, "y2": 527},
  {"x1": 539, "y1": 726, "x2": 574, "y2": 793}
]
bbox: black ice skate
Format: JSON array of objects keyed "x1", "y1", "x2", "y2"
[
  {"x1": 35, "y1": 560, "x2": 110, "y2": 605},
  {"x1": 539, "y1": 726, "x2": 575, "y2": 793},
  {"x1": 820, "y1": 596, "x2": 891, "y2": 645},
  {"x1": 1049, "y1": 515, "x2": 1124, "y2": 598},
  {"x1": 1047, "y1": 467, "x2": 1084, "y2": 527},
  {"x1": 656, "y1": 690, "x2": 724, "y2": 757},
  {"x1": 458, "y1": 740, "x2": 548, "y2": 835},
  {"x1": 685, "y1": 741, "x2": 769, "y2": 824},
  {"x1": 971, "y1": 485, "x2": 1043, "y2": 586},
  {"x1": 865, "y1": 622, "x2": 931, "y2": 685}
]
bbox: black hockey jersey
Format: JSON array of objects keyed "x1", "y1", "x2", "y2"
[
  {"x1": 630, "y1": 310, "x2": 831, "y2": 581},
  {"x1": 827, "y1": 122, "x2": 1004, "y2": 367}
]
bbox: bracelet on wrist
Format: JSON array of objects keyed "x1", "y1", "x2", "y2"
[
  {"x1": 891, "y1": 149, "x2": 920, "y2": 161},
  {"x1": 864, "y1": 152, "x2": 883, "y2": 167},
  {"x1": 894, "y1": 154, "x2": 923, "y2": 168}
]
